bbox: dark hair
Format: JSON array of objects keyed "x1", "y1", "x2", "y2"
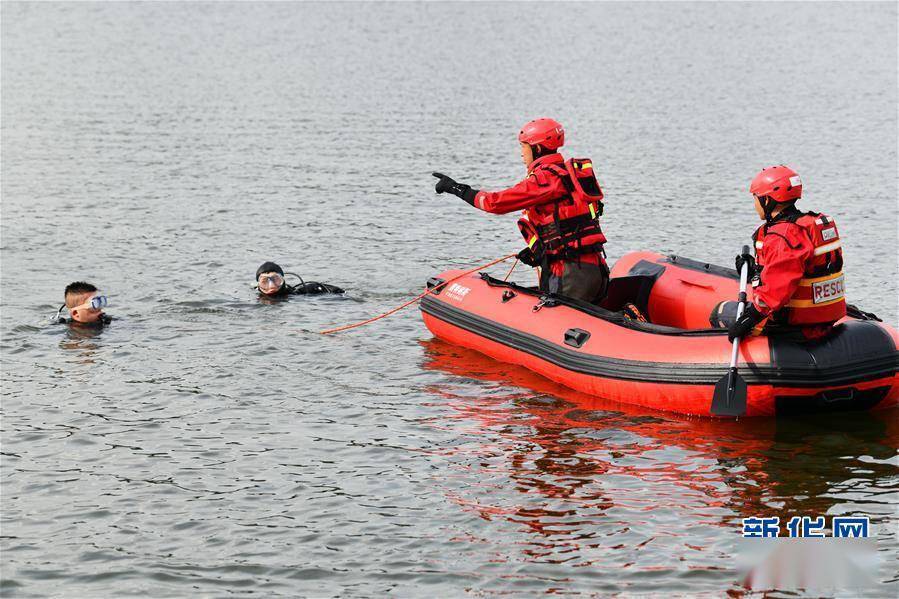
[
  {"x1": 531, "y1": 144, "x2": 556, "y2": 160},
  {"x1": 758, "y1": 196, "x2": 799, "y2": 223},
  {"x1": 65, "y1": 281, "x2": 97, "y2": 297},
  {"x1": 64, "y1": 281, "x2": 98, "y2": 309}
]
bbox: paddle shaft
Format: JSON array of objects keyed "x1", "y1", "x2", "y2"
[
  {"x1": 710, "y1": 245, "x2": 754, "y2": 416},
  {"x1": 728, "y1": 246, "x2": 752, "y2": 368}
]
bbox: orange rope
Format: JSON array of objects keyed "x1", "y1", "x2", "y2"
[
  {"x1": 319, "y1": 253, "x2": 518, "y2": 335},
  {"x1": 502, "y1": 258, "x2": 519, "y2": 282}
]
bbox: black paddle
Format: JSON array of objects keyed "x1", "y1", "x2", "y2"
[{"x1": 711, "y1": 245, "x2": 752, "y2": 417}]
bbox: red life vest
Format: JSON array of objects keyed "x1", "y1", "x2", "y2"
[
  {"x1": 753, "y1": 211, "x2": 846, "y2": 326},
  {"x1": 517, "y1": 158, "x2": 607, "y2": 263}
]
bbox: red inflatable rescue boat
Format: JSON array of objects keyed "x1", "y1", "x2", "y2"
[{"x1": 420, "y1": 252, "x2": 899, "y2": 417}]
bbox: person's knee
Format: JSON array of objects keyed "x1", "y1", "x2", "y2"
[{"x1": 710, "y1": 300, "x2": 740, "y2": 327}]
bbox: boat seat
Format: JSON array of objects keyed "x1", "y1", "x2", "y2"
[
  {"x1": 600, "y1": 258, "x2": 667, "y2": 319},
  {"x1": 600, "y1": 275, "x2": 658, "y2": 319}
]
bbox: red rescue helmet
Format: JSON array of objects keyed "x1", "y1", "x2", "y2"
[
  {"x1": 519, "y1": 118, "x2": 565, "y2": 151},
  {"x1": 750, "y1": 165, "x2": 802, "y2": 204}
]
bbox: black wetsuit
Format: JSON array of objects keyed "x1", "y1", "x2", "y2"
[{"x1": 288, "y1": 281, "x2": 344, "y2": 295}]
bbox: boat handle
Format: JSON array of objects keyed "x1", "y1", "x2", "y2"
[
  {"x1": 678, "y1": 278, "x2": 715, "y2": 290},
  {"x1": 564, "y1": 328, "x2": 591, "y2": 348},
  {"x1": 819, "y1": 388, "x2": 855, "y2": 403}
]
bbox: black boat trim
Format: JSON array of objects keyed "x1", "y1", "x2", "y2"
[
  {"x1": 662, "y1": 255, "x2": 740, "y2": 280},
  {"x1": 420, "y1": 296, "x2": 899, "y2": 387}
]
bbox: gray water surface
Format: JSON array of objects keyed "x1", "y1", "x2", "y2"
[{"x1": 2, "y1": 2, "x2": 897, "y2": 596}]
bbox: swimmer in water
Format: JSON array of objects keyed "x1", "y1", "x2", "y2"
[
  {"x1": 55, "y1": 281, "x2": 112, "y2": 326},
  {"x1": 255, "y1": 261, "x2": 344, "y2": 298}
]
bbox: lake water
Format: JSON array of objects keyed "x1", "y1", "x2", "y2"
[{"x1": 2, "y1": 2, "x2": 897, "y2": 596}]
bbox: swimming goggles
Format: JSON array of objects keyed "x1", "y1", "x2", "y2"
[
  {"x1": 55, "y1": 295, "x2": 109, "y2": 320},
  {"x1": 75, "y1": 295, "x2": 109, "y2": 311},
  {"x1": 258, "y1": 273, "x2": 284, "y2": 291}
]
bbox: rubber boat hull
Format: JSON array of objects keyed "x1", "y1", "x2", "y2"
[{"x1": 420, "y1": 252, "x2": 899, "y2": 417}]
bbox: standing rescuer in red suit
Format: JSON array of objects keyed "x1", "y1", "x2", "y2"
[
  {"x1": 432, "y1": 118, "x2": 610, "y2": 303},
  {"x1": 711, "y1": 165, "x2": 847, "y2": 341}
]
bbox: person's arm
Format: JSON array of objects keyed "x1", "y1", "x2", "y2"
[
  {"x1": 728, "y1": 226, "x2": 811, "y2": 341},
  {"x1": 752, "y1": 227, "x2": 812, "y2": 315},
  {"x1": 471, "y1": 171, "x2": 568, "y2": 214},
  {"x1": 433, "y1": 170, "x2": 566, "y2": 215}
]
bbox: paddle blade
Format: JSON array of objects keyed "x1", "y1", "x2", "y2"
[{"x1": 711, "y1": 367, "x2": 748, "y2": 417}]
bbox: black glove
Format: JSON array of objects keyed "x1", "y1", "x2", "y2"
[
  {"x1": 517, "y1": 247, "x2": 540, "y2": 267},
  {"x1": 735, "y1": 252, "x2": 756, "y2": 277},
  {"x1": 728, "y1": 303, "x2": 764, "y2": 342},
  {"x1": 432, "y1": 172, "x2": 478, "y2": 205},
  {"x1": 432, "y1": 172, "x2": 457, "y2": 194}
]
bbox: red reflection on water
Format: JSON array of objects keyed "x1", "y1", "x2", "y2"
[{"x1": 418, "y1": 338, "x2": 898, "y2": 570}]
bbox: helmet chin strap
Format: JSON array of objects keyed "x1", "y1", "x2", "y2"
[
  {"x1": 762, "y1": 198, "x2": 800, "y2": 226},
  {"x1": 762, "y1": 197, "x2": 775, "y2": 223}
]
